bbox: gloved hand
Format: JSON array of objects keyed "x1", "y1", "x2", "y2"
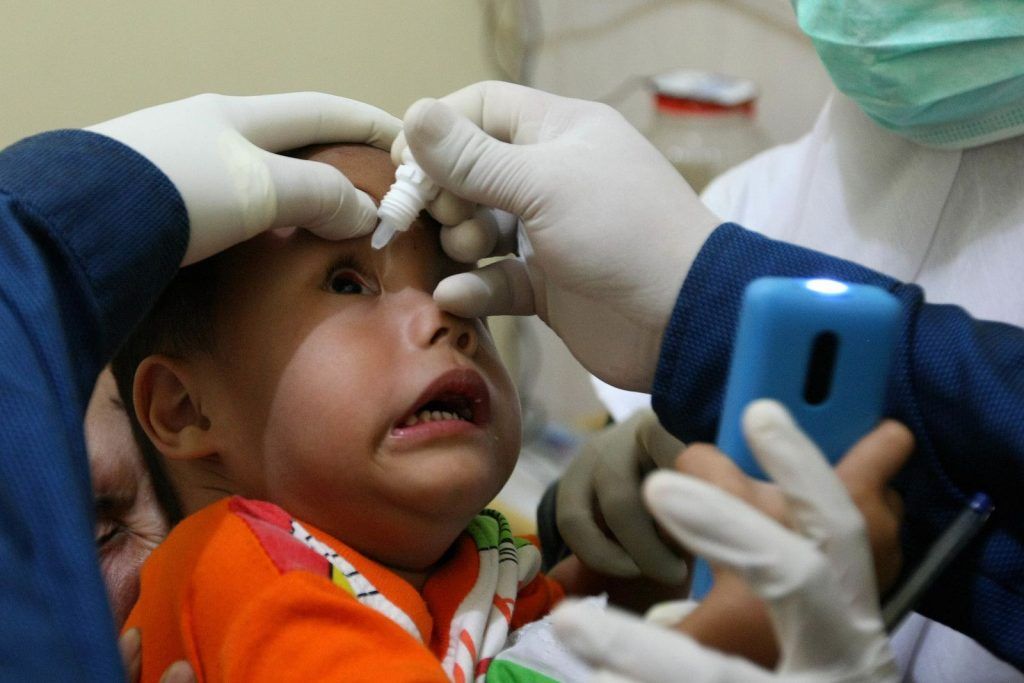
[
  {"x1": 557, "y1": 410, "x2": 688, "y2": 584},
  {"x1": 88, "y1": 92, "x2": 401, "y2": 265},
  {"x1": 397, "y1": 81, "x2": 721, "y2": 390},
  {"x1": 551, "y1": 400, "x2": 901, "y2": 682}
]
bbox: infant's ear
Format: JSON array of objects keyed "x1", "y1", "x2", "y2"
[{"x1": 133, "y1": 356, "x2": 216, "y2": 461}]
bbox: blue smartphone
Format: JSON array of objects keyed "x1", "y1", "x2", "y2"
[{"x1": 690, "y1": 277, "x2": 902, "y2": 597}]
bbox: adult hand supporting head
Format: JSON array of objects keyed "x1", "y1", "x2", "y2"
[
  {"x1": 87, "y1": 92, "x2": 401, "y2": 265},
  {"x1": 397, "y1": 81, "x2": 721, "y2": 390},
  {"x1": 551, "y1": 400, "x2": 905, "y2": 682}
]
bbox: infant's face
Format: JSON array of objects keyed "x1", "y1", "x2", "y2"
[{"x1": 195, "y1": 145, "x2": 521, "y2": 567}]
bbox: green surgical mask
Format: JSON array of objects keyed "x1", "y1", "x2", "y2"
[{"x1": 793, "y1": 0, "x2": 1024, "y2": 149}]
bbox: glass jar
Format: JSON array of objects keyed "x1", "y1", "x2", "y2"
[{"x1": 646, "y1": 70, "x2": 771, "y2": 192}]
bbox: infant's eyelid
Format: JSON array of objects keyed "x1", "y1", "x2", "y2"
[{"x1": 326, "y1": 266, "x2": 379, "y2": 294}]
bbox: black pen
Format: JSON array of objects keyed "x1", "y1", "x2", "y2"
[{"x1": 882, "y1": 492, "x2": 993, "y2": 631}]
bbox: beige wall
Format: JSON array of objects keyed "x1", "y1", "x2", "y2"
[{"x1": 0, "y1": 2, "x2": 498, "y2": 147}]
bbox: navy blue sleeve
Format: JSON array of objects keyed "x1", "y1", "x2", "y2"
[
  {"x1": 653, "y1": 223, "x2": 1024, "y2": 671},
  {"x1": 0, "y1": 131, "x2": 187, "y2": 682}
]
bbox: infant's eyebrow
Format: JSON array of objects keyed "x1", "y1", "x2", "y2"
[{"x1": 323, "y1": 252, "x2": 373, "y2": 278}]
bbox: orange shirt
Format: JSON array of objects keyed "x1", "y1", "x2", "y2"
[{"x1": 125, "y1": 497, "x2": 563, "y2": 682}]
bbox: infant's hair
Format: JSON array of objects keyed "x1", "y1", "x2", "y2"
[{"x1": 110, "y1": 253, "x2": 225, "y2": 525}]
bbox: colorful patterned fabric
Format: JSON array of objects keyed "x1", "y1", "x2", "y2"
[{"x1": 125, "y1": 497, "x2": 564, "y2": 682}]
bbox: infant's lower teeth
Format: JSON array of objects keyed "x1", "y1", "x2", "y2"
[{"x1": 401, "y1": 409, "x2": 469, "y2": 427}]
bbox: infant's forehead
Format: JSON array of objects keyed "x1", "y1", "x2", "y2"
[
  {"x1": 293, "y1": 143, "x2": 397, "y2": 203},
  {"x1": 246, "y1": 142, "x2": 455, "y2": 271},
  {"x1": 254, "y1": 222, "x2": 467, "y2": 280}
]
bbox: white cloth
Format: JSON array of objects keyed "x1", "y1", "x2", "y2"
[
  {"x1": 702, "y1": 91, "x2": 1024, "y2": 328},
  {"x1": 496, "y1": 595, "x2": 606, "y2": 682},
  {"x1": 890, "y1": 614, "x2": 1023, "y2": 683},
  {"x1": 590, "y1": 376, "x2": 651, "y2": 423},
  {"x1": 700, "y1": 91, "x2": 1024, "y2": 681}
]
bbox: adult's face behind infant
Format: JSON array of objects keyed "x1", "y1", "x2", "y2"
[{"x1": 88, "y1": 367, "x2": 168, "y2": 627}]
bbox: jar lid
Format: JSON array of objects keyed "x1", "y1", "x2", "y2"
[{"x1": 651, "y1": 70, "x2": 758, "y2": 108}]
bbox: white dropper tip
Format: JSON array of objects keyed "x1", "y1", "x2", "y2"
[{"x1": 371, "y1": 217, "x2": 400, "y2": 250}]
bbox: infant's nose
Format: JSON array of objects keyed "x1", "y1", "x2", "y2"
[
  {"x1": 406, "y1": 290, "x2": 479, "y2": 356},
  {"x1": 428, "y1": 321, "x2": 477, "y2": 355}
]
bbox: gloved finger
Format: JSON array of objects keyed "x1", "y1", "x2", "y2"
[
  {"x1": 551, "y1": 600, "x2": 773, "y2": 683},
  {"x1": 118, "y1": 628, "x2": 141, "y2": 683},
  {"x1": 741, "y1": 402, "x2": 887, "y2": 623},
  {"x1": 644, "y1": 471, "x2": 821, "y2": 596},
  {"x1": 432, "y1": 80, "x2": 556, "y2": 145},
  {"x1": 403, "y1": 98, "x2": 535, "y2": 216},
  {"x1": 594, "y1": 446, "x2": 688, "y2": 584},
  {"x1": 644, "y1": 471, "x2": 875, "y2": 666},
  {"x1": 440, "y1": 209, "x2": 500, "y2": 263},
  {"x1": 427, "y1": 189, "x2": 476, "y2": 227},
  {"x1": 392, "y1": 130, "x2": 502, "y2": 261},
  {"x1": 644, "y1": 598, "x2": 700, "y2": 627},
  {"x1": 262, "y1": 151, "x2": 378, "y2": 238},
  {"x1": 741, "y1": 400, "x2": 863, "y2": 547},
  {"x1": 228, "y1": 92, "x2": 401, "y2": 152},
  {"x1": 557, "y1": 449, "x2": 642, "y2": 578},
  {"x1": 433, "y1": 258, "x2": 536, "y2": 319},
  {"x1": 636, "y1": 414, "x2": 686, "y2": 470},
  {"x1": 390, "y1": 130, "x2": 408, "y2": 167}
]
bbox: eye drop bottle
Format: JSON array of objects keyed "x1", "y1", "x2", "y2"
[{"x1": 372, "y1": 148, "x2": 440, "y2": 249}]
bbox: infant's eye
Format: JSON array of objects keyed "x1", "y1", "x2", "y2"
[
  {"x1": 322, "y1": 255, "x2": 378, "y2": 296},
  {"x1": 329, "y1": 272, "x2": 366, "y2": 295},
  {"x1": 325, "y1": 267, "x2": 378, "y2": 296}
]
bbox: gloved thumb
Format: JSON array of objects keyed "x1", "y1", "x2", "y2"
[
  {"x1": 433, "y1": 258, "x2": 536, "y2": 318},
  {"x1": 403, "y1": 98, "x2": 533, "y2": 216},
  {"x1": 551, "y1": 600, "x2": 771, "y2": 683}
]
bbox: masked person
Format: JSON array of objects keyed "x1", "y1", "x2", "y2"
[
  {"x1": 544, "y1": 1, "x2": 1024, "y2": 679},
  {"x1": 389, "y1": 2, "x2": 1024, "y2": 676},
  {"x1": 697, "y1": 4, "x2": 1024, "y2": 679}
]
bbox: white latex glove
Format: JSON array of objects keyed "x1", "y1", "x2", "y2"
[
  {"x1": 551, "y1": 400, "x2": 899, "y2": 682},
  {"x1": 557, "y1": 410, "x2": 688, "y2": 584},
  {"x1": 88, "y1": 92, "x2": 401, "y2": 265},
  {"x1": 397, "y1": 81, "x2": 721, "y2": 390}
]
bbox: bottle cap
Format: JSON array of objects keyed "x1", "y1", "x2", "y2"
[{"x1": 651, "y1": 69, "x2": 758, "y2": 115}]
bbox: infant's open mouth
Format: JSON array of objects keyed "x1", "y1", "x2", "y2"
[
  {"x1": 401, "y1": 398, "x2": 474, "y2": 426},
  {"x1": 397, "y1": 368, "x2": 490, "y2": 429}
]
